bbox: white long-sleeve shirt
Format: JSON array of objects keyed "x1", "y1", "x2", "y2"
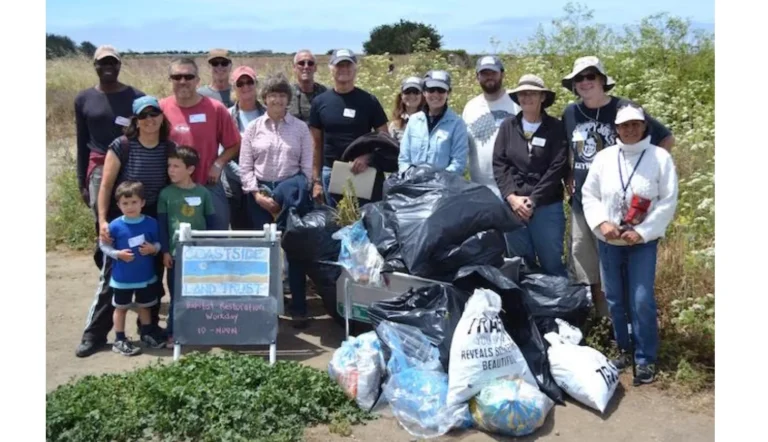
[{"x1": 582, "y1": 135, "x2": 678, "y2": 245}]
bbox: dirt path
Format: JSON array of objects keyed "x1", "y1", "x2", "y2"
[{"x1": 46, "y1": 250, "x2": 714, "y2": 442}]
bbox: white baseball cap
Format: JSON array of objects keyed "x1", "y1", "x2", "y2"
[{"x1": 615, "y1": 105, "x2": 646, "y2": 124}]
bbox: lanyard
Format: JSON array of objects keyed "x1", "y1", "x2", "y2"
[{"x1": 618, "y1": 148, "x2": 646, "y2": 195}]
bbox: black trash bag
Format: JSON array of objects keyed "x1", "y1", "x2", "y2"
[
  {"x1": 519, "y1": 273, "x2": 593, "y2": 335},
  {"x1": 371, "y1": 165, "x2": 523, "y2": 279},
  {"x1": 368, "y1": 284, "x2": 471, "y2": 372},
  {"x1": 453, "y1": 265, "x2": 565, "y2": 405},
  {"x1": 282, "y1": 205, "x2": 341, "y2": 263},
  {"x1": 282, "y1": 206, "x2": 343, "y2": 320},
  {"x1": 360, "y1": 202, "x2": 406, "y2": 273},
  {"x1": 430, "y1": 230, "x2": 506, "y2": 282}
]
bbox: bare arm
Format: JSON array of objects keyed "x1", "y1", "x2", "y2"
[
  {"x1": 658, "y1": 134, "x2": 675, "y2": 153},
  {"x1": 97, "y1": 150, "x2": 122, "y2": 225},
  {"x1": 311, "y1": 127, "x2": 324, "y2": 182}
]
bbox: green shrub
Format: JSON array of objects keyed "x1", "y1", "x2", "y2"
[
  {"x1": 46, "y1": 167, "x2": 94, "y2": 251},
  {"x1": 46, "y1": 352, "x2": 374, "y2": 442}
]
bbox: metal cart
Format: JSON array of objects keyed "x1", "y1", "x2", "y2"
[{"x1": 326, "y1": 258, "x2": 522, "y2": 339}]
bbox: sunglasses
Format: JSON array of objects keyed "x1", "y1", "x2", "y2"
[
  {"x1": 296, "y1": 60, "x2": 315, "y2": 67},
  {"x1": 170, "y1": 74, "x2": 196, "y2": 81},
  {"x1": 209, "y1": 59, "x2": 231, "y2": 67},
  {"x1": 95, "y1": 58, "x2": 119, "y2": 67},
  {"x1": 425, "y1": 87, "x2": 447, "y2": 94},
  {"x1": 573, "y1": 73, "x2": 598, "y2": 83},
  {"x1": 403, "y1": 88, "x2": 421, "y2": 95},
  {"x1": 137, "y1": 109, "x2": 162, "y2": 120},
  {"x1": 236, "y1": 79, "x2": 255, "y2": 88}
]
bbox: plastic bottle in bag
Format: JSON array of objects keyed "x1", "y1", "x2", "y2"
[{"x1": 469, "y1": 377, "x2": 554, "y2": 437}]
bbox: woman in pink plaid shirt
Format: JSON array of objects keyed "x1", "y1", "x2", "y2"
[{"x1": 239, "y1": 73, "x2": 315, "y2": 327}]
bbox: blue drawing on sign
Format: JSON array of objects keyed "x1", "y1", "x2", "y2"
[{"x1": 182, "y1": 246, "x2": 271, "y2": 297}]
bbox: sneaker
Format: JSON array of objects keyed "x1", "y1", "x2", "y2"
[
  {"x1": 75, "y1": 339, "x2": 106, "y2": 358},
  {"x1": 141, "y1": 332, "x2": 167, "y2": 349},
  {"x1": 633, "y1": 364, "x2": 656, "y2": 386},
  {"x1": 112, "y1": 339, "x2": 142, "y2": 356},
  {"x1": 611, "y1": 352, "x2": 632, "y2": 370}
]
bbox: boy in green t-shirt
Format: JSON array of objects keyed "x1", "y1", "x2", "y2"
[{"x1": 157, "y1": 145, "x2": 215, "y2": 342}]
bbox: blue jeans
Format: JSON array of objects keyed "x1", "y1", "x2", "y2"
[
  {"x1": 206, "y1": 177, "x2": 231, "y2": 230},
  {"x1": 597, "y1": 239, "x2": 659, "y2": 366},
  {"x1": 504, "y1": 201, "x2": 567, "y2": 277},
  {"x1": 321, "y1": 165, "x2": 338, "y2": 209},
  {"x1": 247, "y1": 187, "x2": 308, "y2": 316}
]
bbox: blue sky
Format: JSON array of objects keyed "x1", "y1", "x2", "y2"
[{"x1": 46, "y1": 0, "x2": 714, "y2": 54}]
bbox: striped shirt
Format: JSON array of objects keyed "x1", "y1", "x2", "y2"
[
  {"x1": 238, "y1": 112, "x2": 313, "y2": 192},
  {"x1": 109, "y1": 137, "x2": 171, "y2": 205}
]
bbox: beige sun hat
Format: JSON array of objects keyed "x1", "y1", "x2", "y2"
[
  {"x1": 509, "y1": 74, "x2": 556, "y2": 108},
  {"x1": 561, "y1": 55, "x2": 616, "y2": 93}
]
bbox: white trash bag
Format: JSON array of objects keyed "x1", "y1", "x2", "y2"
[
  {"x1": 447, "y1": 289, "x2": 537, "y2": 406},
  {"x1": 555, "y1": 318, "x2": 583, "y2": 345},
  {"x1": 544, "y1": 332, "x2": 619, "y2": 413},
  {"x1": 328, "y1": 331, "x2": 386, "y2": 411}
]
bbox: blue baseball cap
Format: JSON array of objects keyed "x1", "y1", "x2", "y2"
[{"x1": 132, "y1": 96, "x2": 161, "y2": 115}]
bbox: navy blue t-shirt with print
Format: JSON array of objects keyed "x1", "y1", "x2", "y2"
[
  {"x1": 109, "y1": 137, "x2": 173, "y2": 206},
  {"x1": 308, "y1": 87, "x2": 389, "y2": 168},
  {"x1": 562, "y1": 96, "x2": 671, "y2": 214}
]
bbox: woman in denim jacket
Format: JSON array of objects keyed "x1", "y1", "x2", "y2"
[{"x1": 397, "y1": 70, "x2": 468, "y2": 174}]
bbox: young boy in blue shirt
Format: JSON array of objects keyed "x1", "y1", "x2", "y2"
[{"x1": 100, "y1": 181, "x2": 165, "y2": 356}]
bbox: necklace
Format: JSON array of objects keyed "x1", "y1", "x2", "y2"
[{"x1": 576, "y1": 103, "x2": 600, "y2": 122}]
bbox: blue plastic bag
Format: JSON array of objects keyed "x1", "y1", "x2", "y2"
[
  {"x1": 328, "y1": 331, "x2": 386, "y2": 411},
  {"x1": 376, "y1": 321, "x2": 471, "y2": 438},
  {"x1": 469, "y1": 377, "x2": 554, "y2": 437},
  {"x1": 332, "y1": 220, "x2": 385, "y2": 286}
]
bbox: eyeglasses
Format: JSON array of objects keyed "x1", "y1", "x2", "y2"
[
  {"x1": 209, "y1": 59, "x2": 231, "y2": 67},
  {"x1": 425, "y1": 87, "x2": 447, "y2": 94},
  {"x1": 95, "y1": 58, "x2": 119, "y2": 67},
  {"x1": 137, "y1": 109, "x2": 162, "y2": 120},
  {"x1": 236, "y1": 79, "x2": 255, "y2": 88},
  {"x1": 573, "y1": 73, "x2": 598, "y2": 83},
  {"x1": 170, "y1": 74, "x2": 196, "y2": 81},
  {"x1": 403, "y1": 88, "x2": 420, "y2": 95},
  {"x1": 296, "y1": 60, "x2": 315, "y2": 67}
]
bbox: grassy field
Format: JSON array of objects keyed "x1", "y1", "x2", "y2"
[{"x1": 45, "y1": 10, "x2": 714, "y2": 391}]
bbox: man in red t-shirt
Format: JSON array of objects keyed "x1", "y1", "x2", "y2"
[{"x1": 159, "y1": 57, "x2": 242, "y2": 231}]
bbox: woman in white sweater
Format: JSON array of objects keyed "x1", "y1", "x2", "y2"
[{"x1": 581, "y1": 104, "x2": 678, "y2": 386}]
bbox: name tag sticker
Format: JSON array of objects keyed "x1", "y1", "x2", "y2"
[
  {"x1": 128, "y1": 234, "x2": 146, "y2": 248},
  {"x1": 532, "y1": 137, "x2": 546, "y2": 147},
  {"x1": 343, "y1": 108, "x2": 356, "y2": 118},
  {"x1": 189, "y1": 113, "x2": 207, "y2": 123},
  {"x1": 115, "y1": 116, "x2": 131, "y2": 127},
  {"x1": 185, "y1": 196, "x2": 202, "y2": 206}
]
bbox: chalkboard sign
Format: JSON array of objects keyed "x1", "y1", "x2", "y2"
[{"x1": 173, "y1": 238, "x2": 283, "y2": 347}]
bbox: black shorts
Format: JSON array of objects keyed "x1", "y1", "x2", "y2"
[{"x1": 112, "y1": 286, "x2": 159, "y2": 309}]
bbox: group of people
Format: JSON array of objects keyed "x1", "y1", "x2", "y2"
[{"x1": 72, "y1": 45, "x2": 679, "y2": 386}]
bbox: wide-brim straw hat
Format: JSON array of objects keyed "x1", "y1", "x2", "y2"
[
  {"x1": 561, "y1": 55, "x2": 616, "y2": 93},
  {"x1": 509, "y1": 74, "x2": 556, "y2": 108}
]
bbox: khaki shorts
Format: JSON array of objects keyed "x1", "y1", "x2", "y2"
[{"x1": 567, "y1": 209, "x2": 601, "y2": 286}]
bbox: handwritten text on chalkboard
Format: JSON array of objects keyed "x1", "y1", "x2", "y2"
[{"x1": 182, "y1": 246, "x2": 270, "y2": 297}]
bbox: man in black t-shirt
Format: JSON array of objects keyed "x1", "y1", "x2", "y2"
[
  {"x1": 74, "y1": 45, "x2": 147, "y2": 358},
  {"x1": 560, "y1": 56, "x2": 675, "y2": 317},
  {"x1": 308, "y1": 49, "x2": 388, "y2": 208}
]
